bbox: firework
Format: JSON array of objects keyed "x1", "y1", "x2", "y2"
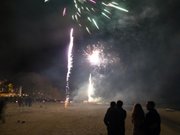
[
  {"x1": 72, "y1": 0, "x2": 128, "y2": 33},
  {"x1": 88, "y1": 74, "x2": 94, "y2": 102},
  {"x1": 63, "y1": 7, "x2": 67, "y2": 16},
  {"x1": 84, "y1": 43, "x2": 105, "y2": 102},
  {"x1": 85, "y1": 43, "x2": 106, "y2": 67},
  {"x1": 87, "y1": 73, "x2": 102, "y2": 102},
  {"x1": 88, "y1": 50, "x2": 101, "y2": 66},
  {"x1": 65, "y1": 28, "x2": 74, "y2": 108},
  {"x1": 44, "y1": 0, "x2": 128, "y2": 33}
]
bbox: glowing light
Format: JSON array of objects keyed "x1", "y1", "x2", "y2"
[
  {"x1": 88, "y1": 74, "x2": 94, "y2": 102},
  {"x1": 63, "y1": 8, "x2": 66, "y2": 16},
  {"x1": 107, "y1": 3, "x2": 129, "y2": 12},
  {"x1": 64, "y1": 95, "x2": 69, "y2": 108},
  {"x1": 45, "y1": 0, "x2": 128, "y2": 33},
  {"x1": 101, "y1": 12, "x2": 111, "y2": 19},
  {"x1": 88, "y1": 0, "x2": 96, "y2": 4},
  {"x1": 87, "y1": 74, "x2": 102, "y2": 103},
  {"x1": 84, "y1": 43, "x2": 106, "y2": 67},
  {"x1": 88, "y1": 50, "x2": 101, "y2": 66},
  {"x1": 86, "y1": 27, "x2": 91, "y2": 34},
  {"x1": 72, "y1": 0, "x2": 128, "y2": 32},
  {"x1": 102, "y1": 2, "x2": 129, "y2": 12},
  {"x1": 92, "y1": 19, "x2": 99, "y2": 29},
  {"x1": 65, "y1": 28, "x2": 74, "y2": 108}
]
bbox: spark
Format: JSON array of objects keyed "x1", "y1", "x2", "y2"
[
  {"x1": 63, "y1": 8, "x2": 66, "y2": 16},
  {"x1": 87, "y1": 17, "x2": 92, "y2": 22},
  {"x1": 104, "y1": 9, "x2": 111, "y2": 14},
  {"x1": 108, "y1": 3, "x2": 129, "y2": 12},
  {"x1": 101, "y1": 12, "x2": 111, "y2": 19},
  {"x1": 102, "y1": 2, "x2": 129, "y2": 12},
  {"x1": 45, "y1": 0, "x2": 128, "y2": 33},
  {"x1": 88, "y1": 0, "x2": 96, "y2": 4},
  {"x1": 65, "y1": 28, "x2": 74, "y2": 108},
  {"x1": 92, "y1": 19, "x2": 99, "y2": 29},
  {"x1": 86, "y1": 27, "x2": 91, "y2": 34},
  {"x1": 111, "y1": 1, "x2": 119, "y2": 6}
]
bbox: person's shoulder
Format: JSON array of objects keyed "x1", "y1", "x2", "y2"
[
  {"x1": 153, "y1": 109, "x2": 160, "y2": 116},
  {"x1": 146, "y1": 109, "x2": 159, "y2": 116},
  {"x1": 145, "y1": 111, "x2": 151, "y2": 116},
  {"x1": 122, "y1": 108, "x2": 126, "y2": 112},
  {"x1": 152, "y1": 109, "x2": 159, "y2": 114}
]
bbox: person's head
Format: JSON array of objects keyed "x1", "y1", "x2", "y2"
[
  {"x1": 110, "y1": 101, "x2": 116, "y2": 108},
  {"x1": 117, "y1": 100, "x2": 123, "y2": 108},
  {"x1": 132, "y1": 103, "x2": 144, "y2": 114},
  {"x1": 146, "y1": 101, "x2": 155, "y2": 110}
]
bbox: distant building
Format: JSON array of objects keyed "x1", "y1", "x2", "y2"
[{"x1": 0, "y1": 92, "x2": 17, "y2": 97}]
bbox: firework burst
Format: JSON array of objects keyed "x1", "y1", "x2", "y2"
[{"x1": 84, "y1": 43, "x2": 108, "y2": 68}]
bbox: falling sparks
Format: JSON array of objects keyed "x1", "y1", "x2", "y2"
[
  {"x1": 92, "y1": 19, "x2": 99, "y2": 30},
  {"x1": 72, "y1": 0, "x2": 128, "y2": 33},
  {"x1": 104, "y1": 3, "x2": 129, "y2": 12},
  {"x1": 65, "y1": 28, "x2": 74, "y2": 108},
  {"x1": 44, "y1": 0, "x2": 128, "y2": 33},
  {"x1": 88, "y1": 0, "x2": 96, "y2": 4}
]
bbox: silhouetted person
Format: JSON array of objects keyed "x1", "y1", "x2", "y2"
[
  {"x1": 0, "y1": 98, "x2": 6, "y2": 123},
  {"x1": 145, "y1": 101, "x2": 161, "y2": 135},
  {"x1": 27, "y1": 96, "x2": 32, "y2": 107},
  {"x1": 25, "y1": 96, "x2": 32, "y2": 107},
  {"x1": 131, "y1": 103, "x2": 145, "y2": 135},
  {"x1": 116, "y1": 100, "x2": 126, "y2": 135},
  {"x1": 104, "y1": 101, "x2": 118, "y2": 135},
  {"x1": 18, "y1": 97, "x2": 23, "y2": 107}
]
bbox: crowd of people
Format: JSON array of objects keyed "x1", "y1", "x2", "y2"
[
  {"x1": 104, "y1": 100, "x2": 161, "y2": 135},
  {"x1": 1, "y1": 97, "x2": 161, "y2": 135},
  {"x1": 17, "y1": 96, "x2": 33, "y2": 107}
]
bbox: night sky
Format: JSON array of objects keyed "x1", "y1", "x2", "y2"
[{"x1": 0, "y1": 0, "x2": 179, "y2": 105}]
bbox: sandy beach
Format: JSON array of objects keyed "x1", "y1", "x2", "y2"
[{"x1": 0, "y1": 102, "x2": 179, "y2": 135}]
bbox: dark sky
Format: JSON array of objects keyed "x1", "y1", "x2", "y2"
[{"x1": 0, "y1": 0, "x2": 180, "y2": 105}]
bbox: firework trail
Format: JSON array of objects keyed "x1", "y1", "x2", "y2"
[
  {"x1": 88, "y1": 73, "x2": 94, "y2": 102},
  {"x1": 65, "y1": 28, "x2": 74, "y2": 108},
  {"x1": 88, "y1": 73, "x2": 101, "y2": 102}
]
